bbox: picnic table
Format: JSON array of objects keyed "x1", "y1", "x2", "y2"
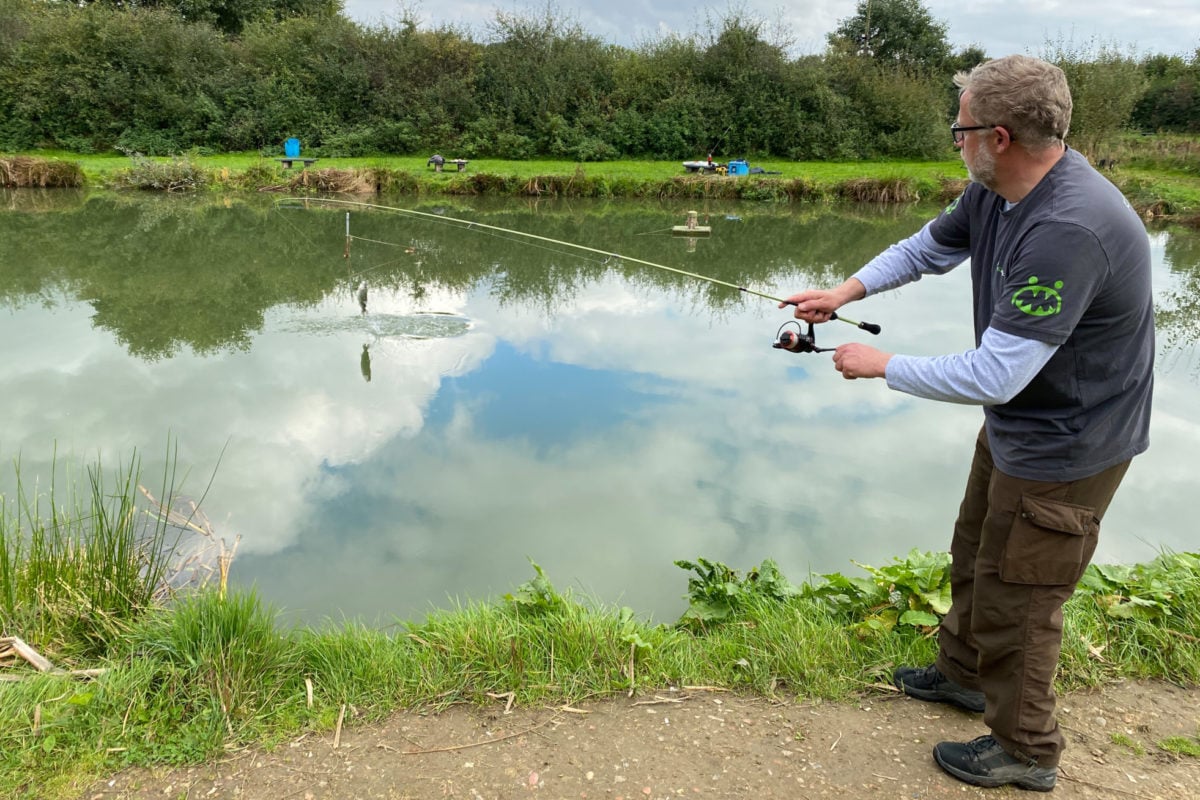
[{"x1": 428, "y1": 155, "x2": 469, "y2": 172}]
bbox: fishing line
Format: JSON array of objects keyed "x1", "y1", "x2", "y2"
[
  {"x1": 285, "y1": 196, "x2": 882, "y2": 339},
  {"x1": 271, "y1": 202, "x2": 324, "y2": 250},
  {"x1": 345, "y1": 218, "x2": 611, "y2": 289},
  {"x1": 349, "y1": 235, "x2": 411, "y2": 248},
  {"x1": 345, "y1": 211, "x2": 615, "y2": 277}
]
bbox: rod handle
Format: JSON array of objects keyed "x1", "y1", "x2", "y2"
[{"x1": 829, "y1": 313, "x2": 881, "y2": 335}]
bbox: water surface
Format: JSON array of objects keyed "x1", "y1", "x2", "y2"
[{"x1": 2, "y1": 190, "x2": 1196, "y2": 624}]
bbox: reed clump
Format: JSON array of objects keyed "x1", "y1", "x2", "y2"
[
  {"x1": 936, "y1": 176, "x2": 970, "y2": 202},
  {"x1": 835, "y1": 176, "x2": 921, "y2": 203},
  {"x1": 0, "y1": 156, "x2": 85, "y2": 188},
  {"x1": 213, "y1": 160, "x2": 280, "y2": 191},
  {"x1": 371, "y1": 167, "x2": 421, "y2": 194},
  {"x1": 0, "y1": 455, "x2": 175, "y2": 660},
  {"x1": 288, "y1": 167, "x2": 376, "y2": 194}
]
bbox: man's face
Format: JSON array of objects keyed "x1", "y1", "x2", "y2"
[{"x1": 956, "y1": 92, "x2": 998, "y2": 190}]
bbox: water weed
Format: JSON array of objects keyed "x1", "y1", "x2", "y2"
[
  {"x1": 675, "y1": 557, "x2": 800, "y2": 629},
  {"x1": 802, "y1": 548, "x2": 952, "y2": 636}
]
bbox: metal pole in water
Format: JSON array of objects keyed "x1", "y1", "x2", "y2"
[{"x1": 343, "y1": 212, "x2": 350, "y2": 259}]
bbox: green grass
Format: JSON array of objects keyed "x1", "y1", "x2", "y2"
[
  {"x1": 1158, "y1": 734, "x2": 1200, "y2": 757},
  {"x1": 1, "y1": 454, "x2": 1199, "y2": 799},
  {"x1": 1110, "y1": 731, "x2": 1146, "y2": 755},
  {"x1": 2, "y1": 149, "x2": 970, "y2": 201},
  {"x1": 13, "y1": 149, "x2": 963, "y2": 182},
  {"x1": 0, "y1": 450, "x2": 179, "y2": 661},
  {"x1": 8, "y1": 147, "x2": 1197, "y2": 218}
]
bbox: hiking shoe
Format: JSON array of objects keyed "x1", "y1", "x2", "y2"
[
  {"x1": 933, "y1": 735, "x2": 1058, "y2": 791},
  {"x1": 893, "y1": 664, "x2": 985, "y2": 713}
]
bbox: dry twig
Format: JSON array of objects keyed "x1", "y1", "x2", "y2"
[{"x1": 402, "y1": 713, "x2": 564, "y2": 755}]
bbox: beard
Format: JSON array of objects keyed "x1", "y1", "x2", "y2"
[{"x1": 966, "y1": 144, "x2": 998, "y2": 190}]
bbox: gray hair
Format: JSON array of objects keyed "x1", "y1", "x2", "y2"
[{"x1": 954, "y1": 55, "x2": 1072, "y2": 151}]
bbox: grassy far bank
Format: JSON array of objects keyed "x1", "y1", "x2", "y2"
[
  {"x1": 3, "y1": 144, "x2": 1199, "y2": 218},
  {"x1": 1, "y1": 454, "x2": 1199, "y2": 799},
  {"x1": 12, "y1": 150, "x2": 967, "y2": 182}
]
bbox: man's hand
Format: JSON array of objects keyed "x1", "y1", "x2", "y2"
[
  {"x1": 778, "y1": 289, "x2": 839, "y2": 323},
  {"x1": 778, "y1": 279, "x2": 866, "y2": 323},
  {"x1": 832, "y1": 343, "x2": 892, "y2": 380}
]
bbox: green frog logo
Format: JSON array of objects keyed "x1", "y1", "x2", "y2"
[
  {"x1": 1012, "y1": 276, "x2": 1064, "y2": 317},
  {"x1": 944, "y1": 195, "x2": 962, "y2": 215}
]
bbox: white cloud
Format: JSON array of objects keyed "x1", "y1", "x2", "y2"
[{"x1": 342, "y1": 0, "x2": 1199, "y2": 56}]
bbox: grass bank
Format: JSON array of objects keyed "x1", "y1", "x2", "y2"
[
  {"x1": 3, "y1": 148, "x2": 1198, "y2": 220},
  {"x1": 2, "y1": 454, "x2": 1199, "y2": 799}
]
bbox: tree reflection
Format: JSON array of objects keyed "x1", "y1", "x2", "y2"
[
  {"x1": 1, "y1": 194, "x2": 1196, "y2": 362},
  {"x1": 1157, "y1": 225, "x2": 1200, "y2": 356}
]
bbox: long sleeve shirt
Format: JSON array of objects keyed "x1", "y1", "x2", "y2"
[{"x1": 852, "y1": 222, "x2": 1058, "y2": 405}]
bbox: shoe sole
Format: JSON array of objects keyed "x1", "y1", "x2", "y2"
[
  {"x1": 893, "y1": 677, "x2": 985, "y2": 714},
  {"x1": 933, "y1": 748, "x2": 1057, "y2": 792}
]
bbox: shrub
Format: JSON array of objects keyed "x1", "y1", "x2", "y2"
[{"x1": 109, "y1": 153, "x2": 208, "y2": 192}]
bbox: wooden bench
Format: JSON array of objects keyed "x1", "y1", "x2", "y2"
[{"x1": 276, "y1": 158, "x2": 318, "y2": 169}]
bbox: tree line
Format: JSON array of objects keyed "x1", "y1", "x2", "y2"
[{"x1": 0, "y1": 0, "x2": 1196, "y2": 161}]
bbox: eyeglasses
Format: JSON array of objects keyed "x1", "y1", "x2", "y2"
[{"x1": 951, "y1": 123, "x2": 991, "y2": 144}]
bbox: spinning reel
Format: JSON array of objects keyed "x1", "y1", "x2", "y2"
[{"x1": 772, "y1": 313, "x2": 881, "y2": 354}]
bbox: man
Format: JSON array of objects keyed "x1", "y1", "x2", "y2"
[{"x1": 781, "y1": 55, "x2": 1154, "y2": 792}]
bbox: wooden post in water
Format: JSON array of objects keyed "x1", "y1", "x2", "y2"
[
  {"x1": 344, "y1": 212, "x2": 350, "y2": 259},
  {"x1": 672, "y1": 209, "x2": 711, "y2": 236}
]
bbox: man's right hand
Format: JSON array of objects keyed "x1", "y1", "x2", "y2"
[{"x1": 778, "y1": 279, "x2": 866, "y2": 323}]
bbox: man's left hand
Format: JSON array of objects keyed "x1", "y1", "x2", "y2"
[{"x1": 832, "y1": 343, "x2": 891, "y2": 380}]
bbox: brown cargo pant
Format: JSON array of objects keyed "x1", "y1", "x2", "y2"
[{"x1": 935, "y1": 426, "x2": 1131, "y2": 767}]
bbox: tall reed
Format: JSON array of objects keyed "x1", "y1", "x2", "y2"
[
  {"x1": 0, "y1": 157, "x2": 84, "y2": 188},
  {"x1": 0, "y1": 449, "x2": 178, "y2": 660}
]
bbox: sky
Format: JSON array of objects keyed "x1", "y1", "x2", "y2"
[{"x1": 341, "y1": 0, "x2": 1199, "y2": 59}]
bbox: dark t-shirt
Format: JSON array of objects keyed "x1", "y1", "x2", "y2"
[{"x1": 929, "y1": 148, "x2": 1153, "y2": 481}]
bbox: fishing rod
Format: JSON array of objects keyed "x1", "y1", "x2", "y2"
[{"x1": 290, "y1": 197, "x2": 881, "y2": 352}]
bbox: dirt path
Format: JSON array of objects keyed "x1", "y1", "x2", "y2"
[{"x1": 86, "y1": 679, "x2": 1200, "y2": 799}]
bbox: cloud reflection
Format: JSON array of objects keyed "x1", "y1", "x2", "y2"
[{"x1": 3, "y1": 228, "x2": 1196, "y2": 625}]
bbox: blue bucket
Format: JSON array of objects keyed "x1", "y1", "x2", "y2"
[
  {"x1": 284, "y1": 138, "x2": 301, "y2": 158},
  {"x1": 727, "y1": 160, "x2": 749, "y2": 176}
]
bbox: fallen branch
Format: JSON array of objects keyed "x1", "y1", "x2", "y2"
[
  {"x1": 632, "y1": 695, "x2": 685, "y2": 706},
  {"x1": 557, "y1": 705, "x2": 590, "y2": 714},
  {"x1": 333, "y1": 704, "x2": 346, "y2": 749},
  {"x1": 486, "y1": 691, "x2": 515, "y2": 714},
  {"x1": 1059, "y1": 769, "x2": 1158, "y2": 800},
  {"x1": 402, "y1": 713, "x2": 563, "y2": 755},
  {"x1": 1165, "y1": 627, "x2": 1200, "y2": 643},
  {"x1": 0, "y1": 636, "x2": 55, "y2": 673}
]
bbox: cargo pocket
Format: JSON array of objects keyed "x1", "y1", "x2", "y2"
[{"x1": 999, "y1": 494, "x2": 1099, "y2": 586}]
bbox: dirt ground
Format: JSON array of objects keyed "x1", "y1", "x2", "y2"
[{"x1": 85, "y1": 679, "x2": 1200, "y2": 800}]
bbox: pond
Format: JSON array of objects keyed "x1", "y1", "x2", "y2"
[{"x1": 1, "y1": 190, "x2": 1197, "y2": 625}]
